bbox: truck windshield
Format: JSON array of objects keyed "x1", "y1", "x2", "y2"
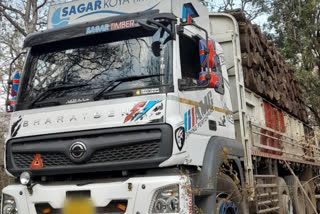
[{"x1": 17, "y1": 25, "x2": 172, "y2": 110}]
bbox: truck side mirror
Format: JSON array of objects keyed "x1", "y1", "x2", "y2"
[
  {"x1": 6, "y1": 52, "x2": 26, "y2": 112},
  {"x1": 199, "y1": 71, "x2": 220, "y2": 89},
  {"x1": 6, "y1": 71, "x2": 20, "y2": 112}
]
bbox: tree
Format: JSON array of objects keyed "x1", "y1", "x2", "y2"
[
  {"x1": 0, "y1": 0, "x2": 48, "y2": 36},
  {"x1": 203, "y1": 0, "x2": 271, "y2": 21},
  {"x1": 0, "y1": 0, "x2": 52, "y2": 111},
  {"x1": 267, "y1": 0, "x2": 320, "y2": 125},
  {"x1": 0, "y1": 0, "x2": 53, "y2": 188}
]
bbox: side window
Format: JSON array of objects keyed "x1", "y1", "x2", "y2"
[{"x1": 179, "y1": 34, "x2": 201, "y2": 81}]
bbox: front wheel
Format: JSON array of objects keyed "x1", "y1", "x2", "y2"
[{"x1": 216, "y1": 172, "x2": 246, "y2": 214}]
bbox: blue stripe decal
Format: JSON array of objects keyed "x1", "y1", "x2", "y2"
[
  {"x1": 145, "y1": 2, "x2": 160, "y2": 11},
  {"x1": 78, "y1": 10, "x2": 127, "y2": 19},
  {"x1": 188, "y1": 110, "x2": 191, "y2": 130},
  {"x1": 135, "y1": 100, "x2": 160, "y2": 121},
  {"x1": 77, "y1": 2, "x2": 160, "y2": 19},
  {"x1": 184, "y1": 112, "x2": 188, "y2": 131}
]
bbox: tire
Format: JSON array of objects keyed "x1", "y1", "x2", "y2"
[
  {"x1": 285, "y1": 175, "x2": 306, "y2": 214},
  {"x1": 302, "y1": 181, "x2": 316, "y2": 214},
  {"x1": 216, "y1": 172, "x2": 246, "y2": 214},
  {"x1": 277, "y1": 177, "x2": 293, "y2": 214}
]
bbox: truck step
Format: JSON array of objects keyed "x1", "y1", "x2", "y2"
[
  {"x1": 256, "y1": 192, "x2": 278, "y2": 198},
  {"x1": 256, "y1": 184, "x2": 277, "y2": 188},
  {"x1": 254, "y1": 175, "x2": 277, "y2": 178},
  {"x1": 257, "y1": 199, "x2": 279, "y2": 206},
  {"x1": 254, "y1": 175, "x2": 280, "y2": 213},
  {"x1": 258, "y1": 207, "x2": 280, "y2": 213}
]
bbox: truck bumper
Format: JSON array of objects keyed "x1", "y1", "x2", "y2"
[{"x1": 1, "y1": 175, "x2": 192, "y2": 214}]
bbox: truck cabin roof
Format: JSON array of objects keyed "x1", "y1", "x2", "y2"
[{"x1": 23, "y1": 10, "x2": 176, "y2": 49}]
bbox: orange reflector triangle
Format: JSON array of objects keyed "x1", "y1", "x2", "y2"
[{"x1": 30, "y1": 154, "x2": 43, "y2": 169}]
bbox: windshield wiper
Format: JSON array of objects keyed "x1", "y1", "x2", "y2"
[
  {"x1": 28, "y1": 83, "x2": 88, "y2": 108},
  {"x1": 93, "y1": 74, "x2": 162, "y2": 101}
]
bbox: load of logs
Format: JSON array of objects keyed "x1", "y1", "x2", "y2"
[{"x1": 226, "y1": 9, "x2": 308, "y2": 123}]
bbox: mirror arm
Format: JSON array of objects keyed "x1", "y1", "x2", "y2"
[{"x1": 146, "y1": 19, "x2": 175, "y2": 40}]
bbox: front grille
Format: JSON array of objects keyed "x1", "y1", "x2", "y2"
[
  {"x1": 14, "y1": 153, "x2": 70, "y2": 168},
  {"x1": 13, "y1": 142, "x2": 160, "y2": 168},
  {"x1": 88, "y1": 142, "x2": 160, "y2": 163},
  {"x1": 7, "y1": 124, "x2": 173, "y2": 176}
]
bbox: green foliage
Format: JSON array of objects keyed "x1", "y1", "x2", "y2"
[{"x1": 267, "y1": 0, "x2": 320, "y2": 125}]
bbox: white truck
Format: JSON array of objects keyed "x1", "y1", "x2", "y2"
[{"x1": 2, "y1": 0, "x2": 320, "y2": 213}]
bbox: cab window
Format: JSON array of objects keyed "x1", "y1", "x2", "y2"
[{"x1": 179, "y1": 34, "x2": 201, "y2": 80}]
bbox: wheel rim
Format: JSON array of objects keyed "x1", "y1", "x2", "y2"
[{"x1": 217, "y1": 199, "x2": 239, "y2": 214}]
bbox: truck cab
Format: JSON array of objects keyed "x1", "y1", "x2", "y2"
[{"x1": 2, "y1": 1, "x2": 246, "y2": 214}]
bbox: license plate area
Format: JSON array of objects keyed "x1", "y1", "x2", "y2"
[{"x1": 63, "y1": 190, "x2": 93, "y2": 214}]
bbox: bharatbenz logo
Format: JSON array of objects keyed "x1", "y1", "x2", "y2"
[
  {"x1": 50, "y1": 0, "x2": 160, "y2": 28},
  {"x1": 21, "y1": 112, "x2": 116, "y2": 128},
  {"x1": 19, "y1": 100, "x2": 163, "y2": 129},
  {"x1": 69, "y1": 142, "x2": 87, "y2": 160}
]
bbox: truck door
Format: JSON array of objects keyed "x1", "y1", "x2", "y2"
[{"x1": 177, "y1": 29, "x2": 235, "y2": 140}]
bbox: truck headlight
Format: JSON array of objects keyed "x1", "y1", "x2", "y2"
[
  {"x1": 2, "y1": 194, "x2": 18, "y2": 214},
  {"x1": 149, "y1": 184, "x2": 179, "y2": 213}
]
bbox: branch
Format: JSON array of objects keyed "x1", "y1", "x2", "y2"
[
  {"x1": 37, "y1": 21, "x2": 47, "y2": 25},
  {"x1": 24, "y1": 0, "x2": 31, "y2": 27},
  {"x1": 36, "y1": 0, "x2": 47, "y2": 11},
  {"x1": 307, "y1": 105, "x2": 320, "y2": 126},
  {"x1": 0, "y1": 8, "x2": 27, "y2": 36},
  {"x1": 0, "y1": 2, "x2": 24, "y2": 17}
]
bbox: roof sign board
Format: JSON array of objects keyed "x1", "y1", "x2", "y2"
[{"x1": 48, "y1": 0, "x2": 161, "y2": 29}]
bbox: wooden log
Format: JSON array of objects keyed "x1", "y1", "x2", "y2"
[
  {"x1": 264, "y1": 49, "x2": 273, "y2": 61},
  {"x1": 235, "y1": 15, "x2": 308, "y2": 122},
  {"x1": 252, "y1": 52, "x2": 261, "y2": 67},
  {"x1": 240, "y1": 33, "x2": 250, "y2": 53},
  {"x1": 243, "y1": 66, "x2": 250, "y2": 88},
  {"x1": 256, "y1": 72, "x2": 264, "y2": 95},
  {"x1": 266, "y1": 76, "x2": 274, "y2": 100},
  {"x1": 225, "y1": 9, "x2": 247, "y2": 22},
  {"x1": 248, "y1": 68, "x2": 257, "y2": 91},
  {"x1": 266, "y1": 64, "x2": 276, "y2": 80},
  {"x1": 241, "y1": 52, "x2": 253, "y2": 68},
  {"x1": 247, "y1": 23, "x2": 255, "y2": 36},
  {"x1": 249, "y1": 35, "x2": 257, "y2": 51}
]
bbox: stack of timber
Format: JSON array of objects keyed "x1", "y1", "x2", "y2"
[{"x1": 226, "y1": 9, "x2": 308, "y2": 123}]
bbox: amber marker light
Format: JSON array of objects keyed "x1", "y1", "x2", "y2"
[
  {"x1": 43, "y1": 208, "x2": 52, "y2": 214},
  {"x1": 117, "y1": 203, "x2": 126, "y2": 211}
]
